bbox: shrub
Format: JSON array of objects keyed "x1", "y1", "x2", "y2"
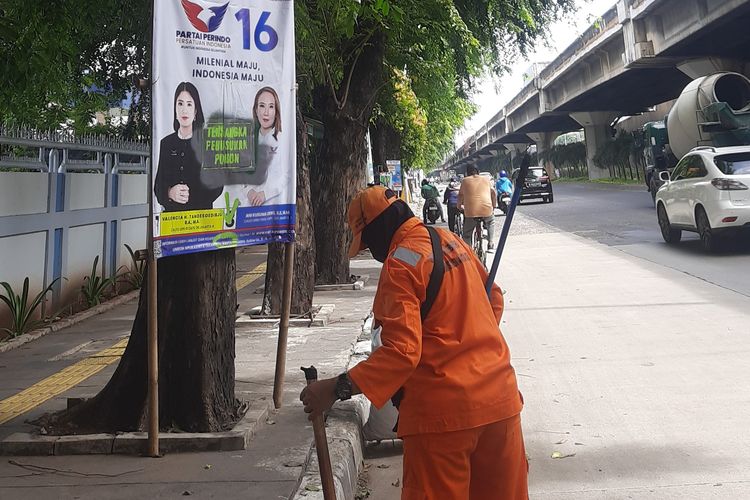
[
  {"x1": 120, "y1": 244, "x2": 145, "y2": 290},
  {"x1": 1, "y1": 277, "x2": 60, "y2": 338},
  {"x1": 81, "y1": 256, "x2": 118, "y2": 307}
]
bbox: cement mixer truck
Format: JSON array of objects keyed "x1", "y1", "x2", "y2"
[{"x1": 644, "y1": 71, "x2": 750, "y2": 201}]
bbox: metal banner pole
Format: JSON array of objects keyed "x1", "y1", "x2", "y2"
[
  {"x1": 485, "y1": 152, "x2": 531, "y2": 295},
  {"x1": 273, "y1": 241, "x2": 296, "y2": 408}
]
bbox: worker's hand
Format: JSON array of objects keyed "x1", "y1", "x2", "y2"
[{"x1": 300, "y1": 377, "x2": 338, "y2": 421}]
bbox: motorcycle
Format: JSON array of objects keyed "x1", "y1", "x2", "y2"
[
  {"x1": 424, "y1": 198, "x2": 441, "y2": 224},
  {"x1": 498, "y1": 191, "x2": 511, "y2": 215}
]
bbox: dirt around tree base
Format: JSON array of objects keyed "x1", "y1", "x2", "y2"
[{"x1": 29, "y1": 398, "x2": 248, "y2": 437}]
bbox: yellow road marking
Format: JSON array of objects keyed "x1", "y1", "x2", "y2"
[
  {"x1": 0, "y1": 262, "x2": 266, "y2": 425},
  {"x1": 236, "y1": 262, "x2": 266, "y2": 291},
  {"x1": 0, "y1": 338, "x2": 128, "y2": 425}
]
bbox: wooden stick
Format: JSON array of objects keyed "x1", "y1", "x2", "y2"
[
  {"x1": 273, "y1": 242, "x2": 295, "y2": 408},
  {"x1": 301, "y1": 366, "x2": 336, "y2": 500}
]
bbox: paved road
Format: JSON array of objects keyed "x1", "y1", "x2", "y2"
[{"x1": 516, "y1": 182, "x2": 750, "y2": 297}]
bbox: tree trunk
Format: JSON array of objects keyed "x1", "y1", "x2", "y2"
[
  {"x1": 262, "y1": 107, "x2": 316, "y2": 316},
  {"x1": 369, "y1": 116, "x2": 401, "y2": 182},
  {"x1": 312, "y1": 32, "x2": 385, "y2": 284},
  {"x1": 41, "y1": 250, "x2": 239, "y2": 434}
]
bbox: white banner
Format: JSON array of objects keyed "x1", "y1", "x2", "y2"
[{"x1": 152, "y1": 0, "x2": 295, "y2": 258}]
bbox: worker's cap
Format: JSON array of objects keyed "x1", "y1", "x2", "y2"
[{"x1": 347, "y1": 186, "x2": 399, "y2": 257}]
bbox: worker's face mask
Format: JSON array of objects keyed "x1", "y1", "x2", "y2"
[{"x1": 362, "y1": 200, "x2": 414, "y2": 263}]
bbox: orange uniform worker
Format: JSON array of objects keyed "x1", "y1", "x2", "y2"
[{"x1": 300, "y1": 186, "x2": 527, "y2": 499}]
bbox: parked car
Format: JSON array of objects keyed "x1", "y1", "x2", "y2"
[
  {"x1": 512, "y1": 166, "x2": 554, "y2": 203},
  {"x1": 655, "y1": 146, "x2": 750, "y2": 252}
]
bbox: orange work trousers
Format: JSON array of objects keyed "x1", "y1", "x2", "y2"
[{"x1": 401, "y1": 414, "x2": 528, "y2": 500}]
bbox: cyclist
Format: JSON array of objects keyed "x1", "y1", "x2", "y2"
[
  {"x1": 420, "y1": 178, "x2": 444, "y2": 223},
  {"x1": 458, "y1": 165, "x2": 496, "y2": 250},
  {"x1": 443, "y1": 177, "x2": 461, "y2": 234}
]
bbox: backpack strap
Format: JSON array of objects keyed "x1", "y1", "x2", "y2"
[
  {"x1": 391, "y1": 226, "x2": 445, "y2": 429},
  {"x1": 420, "y1": 225, "x2": 444, "y2": 321}
]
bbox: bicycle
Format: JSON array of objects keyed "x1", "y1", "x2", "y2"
[
  {"x1": 452, "y1": 209, "x2": 463, "y2": 237},
  {"x1": 472, "y1": 217, "x2": 488, "y2": 269}
]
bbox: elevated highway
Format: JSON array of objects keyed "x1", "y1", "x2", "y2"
[{"x1": 445, "y1": 0, "x2": 750, "y2": 178}]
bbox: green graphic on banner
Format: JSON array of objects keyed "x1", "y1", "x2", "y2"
[
  {"x1": 213, "y1": 231, "x2": 239, "y2": 248},
  {"x1": 203, "y1": 121, "x2": 254, "y2": 171},
  {"x1": 222, "y1": 192, "x2": 240, "y2": 227}
]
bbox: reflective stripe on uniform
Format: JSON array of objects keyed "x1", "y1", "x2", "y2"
[{"x1": 392, "y1": 246, "x2": 421, "y2": 267}]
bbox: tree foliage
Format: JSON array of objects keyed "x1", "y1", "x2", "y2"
[
  {"x1": 295, "y1": 0, "x2": 574, "y2": 281},
  {"x1": 0, "y1": 0, "x2": 150, "y2": 135}
]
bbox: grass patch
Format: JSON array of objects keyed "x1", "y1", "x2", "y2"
[
  {"x1": 556, "y1": 177, "x2": 642, "y2": 185},
  {"x1": 555, "y1": 176, "x2": 588, "y2": 183},
  {"x1": 591, "y1": 178, "x2": 643, "y2": 185}
]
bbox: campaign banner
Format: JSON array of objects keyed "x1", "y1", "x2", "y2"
[
  {"x1": 152, "y1": 0, "x2": 296, "y2": 258},
  {"x1": 387, "y1": 159, "x2": 402, "y2": 190}
]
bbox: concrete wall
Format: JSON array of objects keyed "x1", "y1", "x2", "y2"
[
  {"x1": 0, "y1": 171, "x2": 148, "y2": 330},
  {"x1": 67, "y1": 174, "x2": 105, "y2": 210},
  {"x1": 0, "y1": 172, "x2": 48, "y2": 216}
]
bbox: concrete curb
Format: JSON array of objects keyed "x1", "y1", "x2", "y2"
[
  {"x1": 237, "y1": 304, "x2": 336, "y2": 328},
  {"x1": 0, "y1": 290, "x2": 140, "y2": 354},
  {"x1": 291, "y1": 315, "x2": 373, "y2": 500},
  {"x1": 0, "y1": 399, "x2": 272, "y2": 456},
  {"x1": 314, "y1": 275, "x2": 370, "y2": 291},
  {"x1": 293, "y1": 398, "x2": 368, "y2": 500}
]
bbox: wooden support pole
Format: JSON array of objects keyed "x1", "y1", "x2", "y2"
[
  {"x1": 146, "y1": 246, "x2": 159, "y2": 456},
  {"x1": 273, "y1": 241, "x2": 295, "y2": 408},
  {"x1": 146, "y1": 154, "x2": 159, "y2": 457}
]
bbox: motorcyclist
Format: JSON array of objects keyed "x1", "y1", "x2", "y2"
[
  {"x1": 421, "y1": 179, "x2": 445, "y2": 223},
  {"x1": 496, "y1": 170, "x2": 513, "y2": 198},
  {"x1": 443, "y1": 177, "x2": 461, "y2": 233}
]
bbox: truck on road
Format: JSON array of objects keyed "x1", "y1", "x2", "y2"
[{"x1": 644, "y1": 72, "x2": 750, "y2": 202}]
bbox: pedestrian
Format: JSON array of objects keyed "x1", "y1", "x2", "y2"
[
  {"x1": 459, "y1": 165, "x2": 496, "y2": 249},
  {"x1": 300, "y1": 185, "x2": 528, "y2": 499}
]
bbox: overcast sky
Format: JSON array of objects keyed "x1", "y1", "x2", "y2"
[{"x1": 455, "y1": 0, "x2": 616, "y2": 145}]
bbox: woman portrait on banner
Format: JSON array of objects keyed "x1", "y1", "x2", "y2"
[
  {"x1": 154, "y1": 81, "x2": 223, "y2": 212},
  {"x1": 245, "y1": 86, "x2": 292, "y2": 206}
]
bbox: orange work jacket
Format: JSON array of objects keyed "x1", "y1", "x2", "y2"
[{"x1": 348, "y1": 217, "x2": 523, "y2": 437}]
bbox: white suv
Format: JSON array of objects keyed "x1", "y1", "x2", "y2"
[{"x1": 655, "y1": 146, "x2": 750, "y2": 252}]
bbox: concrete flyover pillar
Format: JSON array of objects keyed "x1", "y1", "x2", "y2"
[
  {"x1": 503, "y1": 143, "x2": 531, "y2": 174},
  {"x1": 527, "y1": 132, "x2": 561, "y2": 179},
  {"x1": 570, "y1": 112, "x2": 618, "y2": 180}
]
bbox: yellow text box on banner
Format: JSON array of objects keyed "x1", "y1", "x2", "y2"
[{"x1": 160, "y1": 210, "x2": 224, "y2": 236}]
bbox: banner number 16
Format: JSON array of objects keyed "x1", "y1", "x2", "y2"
[{"x1": 235, "y1": 9, "x2": 278, "y2": 52}]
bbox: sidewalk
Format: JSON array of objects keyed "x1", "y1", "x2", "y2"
[
  {"x1": 3, "y1": 209, "x2": 750, "y2": 499},
  {"x1": 362, "y1": 211, "x2": 750, "y2": 499},
  {"x1": 0, "y1": 248, "x2": 380, "y2": 499}
]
